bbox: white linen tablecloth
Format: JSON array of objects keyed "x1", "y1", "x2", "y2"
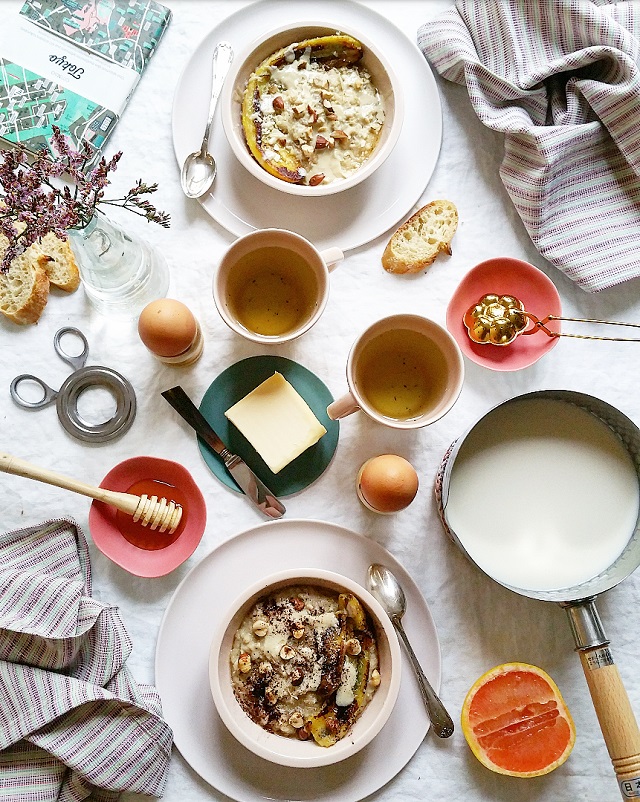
[{"x1": 1, "y1": 2, "x2": 640, "y2": 801}]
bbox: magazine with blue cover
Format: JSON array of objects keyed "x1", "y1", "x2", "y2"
[{"x1": 0, "y1": 0, "x2": 171, "y2": 162}]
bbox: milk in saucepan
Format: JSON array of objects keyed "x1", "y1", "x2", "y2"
[{"x1": 445, "y1": 398, "x2": 639, "y2": 591}]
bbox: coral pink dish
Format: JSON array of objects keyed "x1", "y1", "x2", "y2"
[
  {"x1": 89, "y1": 456, "x2": 207, "y2": 577},
  {"x1": 446, "y1": 257, "x2": 562, "y2": 372}
]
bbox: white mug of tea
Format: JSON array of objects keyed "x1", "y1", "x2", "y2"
[
  {"x1": 213, "y1": 228, "x2": 343, "y2": 343},
  {"x1": 327, "y1": 314, "x2": 464, "y2": 429}
]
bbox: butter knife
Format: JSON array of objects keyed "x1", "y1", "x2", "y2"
[{"x1": 161, "y1": 386, "x2": 286, "y2": 519}]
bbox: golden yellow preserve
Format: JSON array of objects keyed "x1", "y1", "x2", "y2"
[
  {"x1": 225, "y1": 246, "x2": 319, "y2": 336},
  {"x1": 355, "y1": 328, "x2": 448, "y2": 419}
]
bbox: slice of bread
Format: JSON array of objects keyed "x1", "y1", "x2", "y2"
[
  {"x1": 382, "y1": 199, "x2": 458, "y2": 274},
  {"x1": 30, "y1": 232, "x2": 80, "y2": 292},
  {"x1": 0, "y1": 239, "x2": 50, "y2": 324},
  {"x1": 0, "y1": 227, "x2": 80, "y2": 324}
]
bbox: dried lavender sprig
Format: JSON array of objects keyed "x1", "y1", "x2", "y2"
[
  {"x1": 99, "y1": 180, "x2": 171, "y2": 227},
  {"x1": 0, "y1": 127, "x2": 170, "y2": 273}
]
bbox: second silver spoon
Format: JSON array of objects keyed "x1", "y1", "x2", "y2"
[
  {"x1": 181, "y1": 41, "x2": 233, "y2": 198},
  {"x1": 367, "y1": 563, "x2": 454, "y2": 738}
]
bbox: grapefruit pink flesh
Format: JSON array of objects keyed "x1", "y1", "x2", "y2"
[{"x1": 462, "y1": 663, "x2": 576, "y2": 777}]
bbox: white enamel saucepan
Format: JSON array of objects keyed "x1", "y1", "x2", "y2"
[{"x1": 437, "y1": 390, "x2": 640, "y2": 799}]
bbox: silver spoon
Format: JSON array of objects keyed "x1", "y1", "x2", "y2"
[
  {"x1": 367, "y1": 563, "x2": 454, "y2": 738},
  {"x1": 181, "y1": 41, "x2": 234, "y2": 198}
]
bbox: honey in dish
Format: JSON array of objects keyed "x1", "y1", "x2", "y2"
[
  {"x1": 115, "y1": 478, "x2": 186, "y2": 550},
  {"x1": 225, "y1": 246, "x2": 319, "y2": 336},
  {"x1": 355, "y1": 328, "x2": 449, "y2": 420}
]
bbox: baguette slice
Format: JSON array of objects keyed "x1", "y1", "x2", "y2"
[
  {"x1": 382, "y1": 199, "x2": 458, "y2": 274},
  {"x1": 31, "y1": 232, "x2": 80, "y2": 292},
  {"x1": 0, "y1": 240, "x2": 50, "y2": 324}
]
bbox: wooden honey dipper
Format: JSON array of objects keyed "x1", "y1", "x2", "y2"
[{"x1": 0, "y1": 452, "x2": 182, "y2": 534}]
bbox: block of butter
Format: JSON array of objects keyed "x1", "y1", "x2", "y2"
[{"x1": 224, "y1": 372, "x2": 327, "y2": 474}]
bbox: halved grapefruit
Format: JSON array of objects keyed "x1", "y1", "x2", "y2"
[{"x1": 461, "y1": 662, "x2": 576, "y2": 777}]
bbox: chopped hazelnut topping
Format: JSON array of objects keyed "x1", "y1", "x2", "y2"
[
  {"x1": 280, "y1": 645, "x2": 295, "y2": 660},
  {"x1": 238, "y1": 652, "x2": 251, "y2": 673},
  {"x1": 289, "y1": 711, "x2": 305, "y2": 729},
  {"x1": 315, "y1": 135, "x2": 329, "y2": 149},
  {"x1": 258, "y1": 661, "x2": 273, "y2": 676},
  {"x1": 308, "y1": 173, "x2": 325, "y2": 186},
  {"x1": 265, "y1": 685, "x2": 278, "y2": 705},
  {"x1": 272, "y1": 95, "x2": 285, "y2": 110},
  {"x1": 252, "y1": 620, "x2": 268, "y2": 637},
  {"x1": 290, "y1": 667, "x2": 304, "y2": 686},
  {"x1": 370, "y1": 668, "x2": 381, "y2": 687},
  {"x1": 291, "y1": 623, "x2": 305, "y2": 639},
  {"x1": 345, "y1": 638, "x2": 362, "y2": 656}
]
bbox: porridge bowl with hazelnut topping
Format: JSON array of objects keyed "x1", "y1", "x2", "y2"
[
  {"x1": 220, "y1": 22, "x2": 403, "y2": 197},
  {"x1": 209, "y1": 568, "x2": 401, "y2": 768}
]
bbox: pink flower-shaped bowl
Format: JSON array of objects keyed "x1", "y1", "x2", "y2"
[
  {"x1": 89, "y1": 456, "x2": 207, "y2": 577},
  {"x1": 446, "y1": 257, "x2": 562, "y2": 371}
]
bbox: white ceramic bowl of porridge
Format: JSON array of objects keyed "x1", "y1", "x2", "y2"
[
  {"x1": 209, "y1": 567, "x2": 401, "y2": 768},
  {"x1": 220, "y1": 22, "x2": 403, "y2": 196}
]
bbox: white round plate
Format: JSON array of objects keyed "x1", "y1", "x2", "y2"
[
  {"x1": 171, "y1": 0, "x2": 442, "y2": 252},
  {"x1": 155, "y1": 518, "x2": 441, "y2": 802}
]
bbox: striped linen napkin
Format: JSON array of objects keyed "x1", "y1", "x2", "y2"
[
  {"x1": 0, "y1": 519, "x2": 173, "y2": 801},
  {"x1": 418, "y1": 0, "x2": 640, "y2": 292}
]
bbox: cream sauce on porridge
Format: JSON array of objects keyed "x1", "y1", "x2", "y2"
[{"x1": 246, "y1": 43, "x2": 385, "y2": 185}]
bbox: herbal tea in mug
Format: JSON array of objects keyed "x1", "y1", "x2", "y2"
[
  {"x1": 355, "y1": 328, "x2": 449, "y2": 420},
  {"x1": 225, "y1": 246, "x2": 319, "y2": 337},
  {"x1": 213, "y1": 229, "x2": 343, "y2": 343},
  {"x1": 327, "y1": 314, "x2": 464, "y2": 429}
]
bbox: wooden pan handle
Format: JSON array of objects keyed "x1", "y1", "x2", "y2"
[
  {"x1": 565, "y1": 600, "x2": 640, "y2": 798},
  {"x1": 578, "y1": 649, "x2": 640, "y2": 797}
]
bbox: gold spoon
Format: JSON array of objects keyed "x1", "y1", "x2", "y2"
[{"x1": 464, "y1": 293, "x2": 640, "y2": 346}]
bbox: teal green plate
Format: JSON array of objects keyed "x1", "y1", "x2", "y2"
[{"x1": 198, "y1": 355, "x2": 339, "y2": 497}]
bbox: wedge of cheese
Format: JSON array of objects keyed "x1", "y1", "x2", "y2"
[{"x1": 225, "y1": 372, "x2": 327, "y2": 473}]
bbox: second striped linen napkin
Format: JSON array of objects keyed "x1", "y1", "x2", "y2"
[
  {"x1": 0, "y1": 519, "x2": 173, "y2": 801},
  {"x1": 419, "y1": 0, "x2": 640, "y2": 292}
]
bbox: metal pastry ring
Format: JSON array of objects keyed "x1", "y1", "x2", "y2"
[{"x1": 55, "y1": 366, "x2": 137, "y2": 443}]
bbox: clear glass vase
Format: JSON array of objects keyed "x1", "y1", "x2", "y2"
[{"x1": 68, "y1": 211, "x2": 170, "y2": 316}]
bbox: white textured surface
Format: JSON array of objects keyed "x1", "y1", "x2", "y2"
[{"x1": 1, "y1": 2, "x2": 640, "y2": 801}]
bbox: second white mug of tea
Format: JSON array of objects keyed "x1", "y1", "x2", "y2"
[
  {"x1": 327, "y1": 314, "x2": 465, "y2": 429},
  {"x1": 213, "y1": 228, "x2": 343, "y2": 344}
]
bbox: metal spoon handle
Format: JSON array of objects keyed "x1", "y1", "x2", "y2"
[
  {"x1": 393, "y1": 618, "x2": 454, "y2": 738},
  {"x1": 201, "y1": 41, "x2": 233, "y2": 153}
]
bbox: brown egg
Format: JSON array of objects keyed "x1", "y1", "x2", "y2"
[
  {"x1": 138, "y1": 299, "x2": 198, "y2": 358},
  {"x1": 357, "y1": 454, "x2": 419, "y2": 514}
]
